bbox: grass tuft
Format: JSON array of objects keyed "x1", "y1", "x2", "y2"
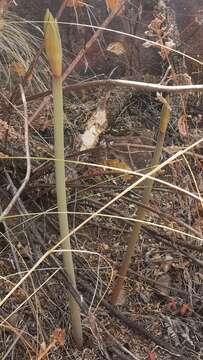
[{"x1": 0, "y1": 11, "x2": 49, "y2": 92}]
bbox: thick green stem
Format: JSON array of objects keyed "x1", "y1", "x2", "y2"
[
  {"x1": 111, "y1": 100, "x2": 171, "y2": 305},
  {"x1": 53, "y1": 76, "x2": 83, "y2": 348}
]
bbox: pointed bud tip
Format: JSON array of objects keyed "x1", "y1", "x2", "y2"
[{"x1": 44, "y1": 9, "x2": 62, "y2": 77}]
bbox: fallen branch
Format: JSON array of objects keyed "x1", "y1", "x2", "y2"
[{"x1": 21, "y1": 79, "x2": 203, "y2": 105}]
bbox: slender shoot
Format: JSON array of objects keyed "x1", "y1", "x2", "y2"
[{"x1": 44, "y1": 9, "x2": 83, "y2": 348}]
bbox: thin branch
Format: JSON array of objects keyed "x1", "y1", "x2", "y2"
[
  {"x1": 0, "y1": 85, "x2": 31, "y2": 220},
  {"x1": 85, "y1": 197, "x2": 203, "y2": 253},
  {"x1": 79, "y1": 278, "x2": 183, "y2": 359},
  {"x1": 1, "y1": 325, "x2": 27, "y2": 360},
  {"x1": 146, "y1": 228, "x2": 203, "y2": 268},
  {"x1": 28, "y1": 96, "x2": 50, "y2": 125},
  {"x1": 62, "y1": 1, "x2": 127, "y2": 81},
  {"x1": 21, "y1": 79, "x2": 203, "y2": 105},
  {"x1": 121, "y1": 196, "x2": 203, "y2": 240}
]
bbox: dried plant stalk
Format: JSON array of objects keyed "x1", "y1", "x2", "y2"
[{"x1": 111, "y1": 98, "x2": 171, "y2": 304}]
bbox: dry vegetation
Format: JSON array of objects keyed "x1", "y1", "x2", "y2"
[{"x1": 0, "y1": 0, "x2": 203, "y2": 359}]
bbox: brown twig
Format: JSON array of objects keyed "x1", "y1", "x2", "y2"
[
  {"x1": 44, "y1": 250, "x2": 183, "y2": 357},
  {"x1": 28, "y1": 96, "x2": 50, "y2": 125},
  {"x1": 84, "y1": 196, "x2": 203, "y2": 254},
  {"x1": 145, "y1": 228, "x2": 203, "y2": 268},
  {"x1": 0, "y1": 85, "x2": 31, "y2": 220},
  {"x1": 1, "y1": 324, "x2": 28, "y2": 360},
  {"x1": 0, "y1": 311, "x2": 35, "y2": 358},
  {"x1": 128, "y1": 269, "x2": 202, "y2": 301},
  {"x1": 62, "y1": 2, "x2": 127, "y2": 82},
  {"x1": 40, "y1": 248, "x2": 182, "y2": 357},
  {"x1": 78, "y1": 278, "x2": 183, "y2": 358},
  {"x1": 121, "y1": 196, "x2": 203, "y2": 240},
  {"x1": 20, "y1": 79, "x2": 203, "y2": 105},
  {"x1": 1, "y1": 137, "x2": 202, "y2": 309}
]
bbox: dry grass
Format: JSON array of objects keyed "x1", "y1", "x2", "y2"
[
  {"x1": 0, "y1": 12, "x2": 49, "y2": 92},
  {"x1": 0, "y1": 2, "x2": 203, "y2": 359}
]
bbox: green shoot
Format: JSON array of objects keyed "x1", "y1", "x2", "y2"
[{"x1": 44, "y1": 9, "x2": 83, "y2": 348}]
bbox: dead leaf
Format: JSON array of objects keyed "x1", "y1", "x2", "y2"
[
  {"x1": 103, "y1": 159, "x2": 133, "y2": 181},
  {"x1": 148, "y1": 351, "x2": 157, "y2": 360},
  {"x1": 148, "y1": 16, "x2": 163, "y2": 35},
  {"x1": 80, "y1": 99, "x2": 108, "y2": 151},
  {"x1": 178, "y1": 114, "x2": 188, "y2": 137},
  {"x1": 51, "y1": 328, "x2": 65, "y2": 346},
  {"x1": 169, "y1": 299, "x2": 178, "y2": 312},
  {"x1": 180, "y1": 303, "x2": 191, "y2": 316},
  {"x1": 169, "y1": 301, "x2": 192, "y2": 316},
  {"x1": 38, "y1": 329, "x2": 65, "y2": 359},
  {"x1": 66, "y1": 0, "x2": 85, "y2": 7},
  {"x1": 97, "y1": 242, "x2": 109, "y2": 253},
  {"x1": 9, "y1": 62, "x2": 26, "y2": 77},
  {"x1": 155, "y1": 273, "x2": 171, "y2": 296},
  {"x1": 160, "y1": 254, "x2": 173, "y2": 273},
  {"x1": 107, "y1": 41, "x2": 126, "y2": 55},
  {"x1": 9, "y1": 62, "x2": 32, "y2": 80},
  {"x1": 0, "y1": 119, "x2": 23, "y2": 142},
  {"x1": 159, "y1": 40, "x2": 175, "y2": 60},
  {"x1": 105, "y1": 0, "x2": 125, "y2": 15}
]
